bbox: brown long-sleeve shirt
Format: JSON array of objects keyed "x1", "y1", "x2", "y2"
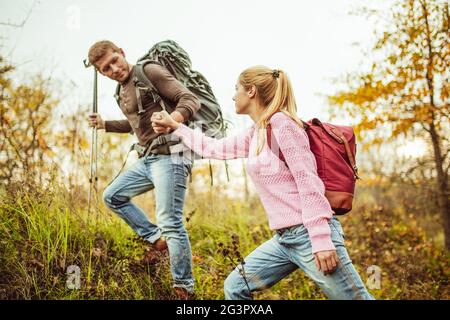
[{"x1": 104, "y1": 63, "x2": 200, "y2": 147}]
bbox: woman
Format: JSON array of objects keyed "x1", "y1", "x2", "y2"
[{"x1": 151, "y1": 66, "x2": 374, "y2": 300}]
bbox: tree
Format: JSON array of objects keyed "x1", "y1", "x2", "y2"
[
  {"x1": 328, "y1": 0, "x2": 450, "y2": 249},
  {"x1": 0, "y1": 56, "x2": 59, "y2": 187}
]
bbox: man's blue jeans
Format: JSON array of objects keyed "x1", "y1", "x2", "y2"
[
  {"x1": 224, "y1": 217, "x2": 375, "y2": 300},
  {"x1": 103, "y1": 154, "x2": 194, "y2": 292}
]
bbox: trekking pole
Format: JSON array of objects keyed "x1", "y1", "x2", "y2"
[
  {"x1": 83, "y1": 59, "x2": 98, "y2": 215},
  {"x1": 93, "y1": 67, "x2": 99, "y2": 215}
]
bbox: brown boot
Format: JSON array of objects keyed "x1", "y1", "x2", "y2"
[
  {"x1": 141, "y1": 237, "x2": 168, "y2": 265},
  {"x1": 154, "y1": 237, "x2": 168, "y2": 251},
  {"x1": 174, "y1": 287, "x2": 196, "y2": 300}
]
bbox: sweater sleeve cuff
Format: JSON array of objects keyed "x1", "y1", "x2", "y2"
[
  {"x1": 175, "y1": 107, "x2": 192, "y2": 122},
  {"x1": 104, "y1": 120, "x2": 112, "y2": 132},
  {"x1": 306, "y1": 222, "x2": 335, "y2": 253},
  {"x1": 173, "y1": 123, "x2": 191, "y2": 138}
]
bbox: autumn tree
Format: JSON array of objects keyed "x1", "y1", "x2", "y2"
[
  {"x1": 329, "y1": 0, "x2": 449, "y2": 249},
  {"x1": 0, "y1": 56, "x2": 59, "y2": 187}
]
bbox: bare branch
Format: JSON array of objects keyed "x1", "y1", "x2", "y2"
[
  {"x1": 420, "y1": 121, "x2": 431, "y2": 133},
  {"x1": 0, "y1": 1, "x2": 37, "y2": 28}
]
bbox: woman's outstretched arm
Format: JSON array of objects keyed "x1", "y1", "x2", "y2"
[{"x1": 152, "y1": 110, "x2": 254, "y2": 160}]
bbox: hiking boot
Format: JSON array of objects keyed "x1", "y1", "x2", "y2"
[
  {"x1": 153, "y1": 237, "x2": 168, "y2": 251},
  {"x1": 141, "y1": 237, "x2": 168, "y2": 265},
  {"x1": 174, "y1": 287, "x2": 196, "y2": 300},
  {"x1": 141, "y1": 249, "x2": 166, "y2": 265}
]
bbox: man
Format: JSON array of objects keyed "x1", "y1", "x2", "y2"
[{"x1": 87, "y1": 40, "x2": 200, "y2": 299}]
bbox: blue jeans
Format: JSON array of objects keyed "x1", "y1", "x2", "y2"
[
  {"x1": 103, "y1": 154, "x2": 194, "y2": 292},
  {"x1": 224, "y1": 217, "x2": 374, "y2": 300}
]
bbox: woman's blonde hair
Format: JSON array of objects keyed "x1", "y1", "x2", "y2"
[{"x1": 238, "y1": 65, "x2": 304, "y2": 155}]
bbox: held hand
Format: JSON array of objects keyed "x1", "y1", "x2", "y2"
[
  {"x1": 151, "y1": 112, "x2": 172, "y2": 133},
  {"x1": 151, "y1": 110, "x2": 180, "y2": 132},
  {"x1": 152, "y1": 124, "x2": 172, "y2": 134},
  {"x1": 314, "y1": 250, "x2": 339, "y2": 275},
  {"x1": 88, "y1": 113, "x2": 105, "y2": 129}
]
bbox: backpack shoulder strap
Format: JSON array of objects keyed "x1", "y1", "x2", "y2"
[
  {"x1": 134, "y1": 61, "x2": 158, "y2": 92},
  {"x1": 114, "y1": 83, "x2": 121, "y2": 106},
  {"x1": 113, "y1": 62, "x2": 157, "y2": 108},
  {"x1": 112, "y1": 62, "x2": 159, "y2": 111},
  {"x1": 134, "y1": 61, "x2": 167, "y2": 113}
]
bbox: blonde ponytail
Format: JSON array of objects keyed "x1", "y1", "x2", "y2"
[{"x1": 238, "y1": 66, "x2": 304, "y2": 155}]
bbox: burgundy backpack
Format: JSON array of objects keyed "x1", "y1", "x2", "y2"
[{"x1": 267, "y1": 117, "x2": 360, "y2": 215}]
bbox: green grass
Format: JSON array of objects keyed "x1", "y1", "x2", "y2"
[{"x1": 0, "y1": 180, "x2": 448, "y2": 300}]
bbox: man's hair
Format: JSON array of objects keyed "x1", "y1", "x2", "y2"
[{"x1": 88, "y1": 40, "x2": 121, "y2": 67}]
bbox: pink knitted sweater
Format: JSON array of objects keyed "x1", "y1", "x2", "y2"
[{"x1": 173, "y1": 112, "x2": 335, "y2": 253}]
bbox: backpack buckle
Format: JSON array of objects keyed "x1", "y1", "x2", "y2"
[{"x1": 353, "y1": 165, "x2": 361, "y2": 180}]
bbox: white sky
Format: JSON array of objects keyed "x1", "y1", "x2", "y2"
[{"x1": 0, "y1": 0, "x2": 391, "y2": 131}]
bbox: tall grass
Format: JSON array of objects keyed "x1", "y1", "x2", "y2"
[{"x1": 0, "y1": 177, "x2": 448, "y2": 300}]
